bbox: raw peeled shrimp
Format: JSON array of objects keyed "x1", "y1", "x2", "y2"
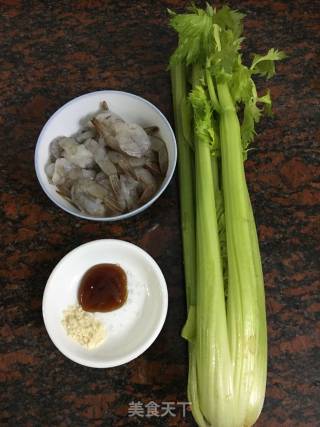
[
  {"x1": 127, "y1": 156, "x2": 146, "y2": 168},
  {"x1": 134, "y1": 167, "x2": 157, "y2": 204},
  {"x1": 45, "y1": 162, "x2": 55, "y2": 180},
  {"x1": 91, "y1": 111, "x2": 124, "y2": 151},
  {"x1": 119, "y1": 174, "x2": 141, "y2": 210},
  {"x1": 59, "y1": 137, "x2": 94, "y2": 168},
  {"x1": 75, "y1": 128, "x2": 96, "y2": 143},
  {"x1": 84, "y1": 139, "x2": 120, "y2": 194},
  {"x1": 45, "y1": 101, "x2": 168, "y2": 217},
  {"x1": 158, "y1": 146, "x2": 169, "y2": 176},
  {"x1": 145, "y1": 160, "x2": 161, "y2": 176},
  {"x1": 116, "y1": 122, "x2": 151, "y2": 158},
  {"x1": 51, "y1": 158, "x2": 95, "y2": 186},
  {"x1": 108, "y1": 150, "x2": 136, "y2": 178},
  {"x1": 51, "y1": 158, "x2": 96, "y2": 200},
  {"x1": 95, "y1": 171, "x2": 125, "y2": 211},
  {"x1": 149, "y1": 135, "x2": 168, "y2": 175},
  {"x1": 68, "y1": 167, "x2": 95, "y2": 182},
  {"x1": 109, "y1": 151, "x2": 159, "y2": 178},
  {"x1": 50, "y1": 137, "x2": 63, "y2": 159},
  {"x1": 92, "y1": 111, "x2": 151, "y2": 158},
  {"x1": 71, "y1": 180, "x2": 106, "y2": 217},
  {"x1": 71, "y1": 179, "x2": 121, "y2": 217},
  {"x1": 52, "y1": 158, "x2": 74, "y2": 186},
  {"x1": 144, "y1": 126, "x2": 159, "y2": 135}
]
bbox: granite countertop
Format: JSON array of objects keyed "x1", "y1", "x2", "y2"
[{"x1": 0, "y1": 1, "x2": 319, "y2": 426}]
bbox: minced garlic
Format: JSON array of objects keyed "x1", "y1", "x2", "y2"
[{"x1": 62, "y1": 305, "x2": 106, "y2": 349}]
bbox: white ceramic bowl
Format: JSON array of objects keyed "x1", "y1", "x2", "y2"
[
  {"x1": 42, "y1": 239, "x2": 168, "y2": 368},
  {"x1": 35, "y1": 90, "x2": 177, "y2": 221}
]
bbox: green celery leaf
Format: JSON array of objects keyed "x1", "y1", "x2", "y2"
[
  {"x1": 241, "y1": 97, "x2": 261, "y2": 149},
  {"x1": 213, "y1": 5, "x2": 245, "y2": 39},
  {"x1": 258, "y1": 90, "x2": 272, "y2": 116},
  {"x1": 189, "y1": 85, "x2": 218, "y2": 154},
  {"x1": 251, "y1": 48, "x2": 287, "y2": 79},
  {"x1": 219, "y1": 30, "x2": 243, "y2": 73},
  {"x1": 229, "y1": 56, "x2": 253, "y2": 103},
  {"x1": 209, "y1": 7, "x2": 245, "y2": 82},
  {"x1": 241, "y1": 89, "x2": 273, "y2": 149},
  {"x1": 169, "y1": 8, "x2": 213, "y2": 66}
]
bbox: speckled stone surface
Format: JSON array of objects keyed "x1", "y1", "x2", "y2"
[{"x1": 0, "y1": 1, "x2": 319, "y2": 426}]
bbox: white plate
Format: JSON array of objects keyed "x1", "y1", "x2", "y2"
[
  {"x1": 34, "y1": 90, "x2": 177, "y2": 221},
  {"x1": 42, "y1": 239, "x2": 168, "y2": 368}
]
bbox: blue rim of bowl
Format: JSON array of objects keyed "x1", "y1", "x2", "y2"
[
  {"x1": 42, "y1": 239, "x2": 169, "y2": 368},
  {"x1": 34, "y1": 90, "x2": 177, "y2": 222}
]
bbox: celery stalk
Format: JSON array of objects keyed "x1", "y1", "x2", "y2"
[
  {"x1": 170, "y1": 63, "x2": 196, "y2": 310},
  {"x1": 217, "y1": 81, "x2": 267, "y2": 425},
  {"x1": 171, "y1": 63, "x2": 206, "y2": 426},
  {"x1": 168, "y1": 5, "x2": 284, "y2": 427},
  {"x1": 190, "y1": 70, "x2": 234, "y2": 426}
]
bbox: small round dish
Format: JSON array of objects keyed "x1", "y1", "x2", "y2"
[
  {"x1": 42, "y1": 239, "x2": 168, "y2": 368},
  {"x1": 35, "y1": 90, "x2": 177, "y2": 221}
]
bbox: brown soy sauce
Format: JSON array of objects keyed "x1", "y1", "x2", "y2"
[{"x1": 78, "y1": 264, "x2": 127, "y2": 312}]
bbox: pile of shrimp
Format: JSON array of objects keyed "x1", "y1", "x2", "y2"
[{"x1": 45, "y1": 101, "x2": 168, "y2": 217}]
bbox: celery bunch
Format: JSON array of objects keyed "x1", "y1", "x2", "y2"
[{"x1": 169, "y1": 5, "x2": 285, "y2": 427}]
